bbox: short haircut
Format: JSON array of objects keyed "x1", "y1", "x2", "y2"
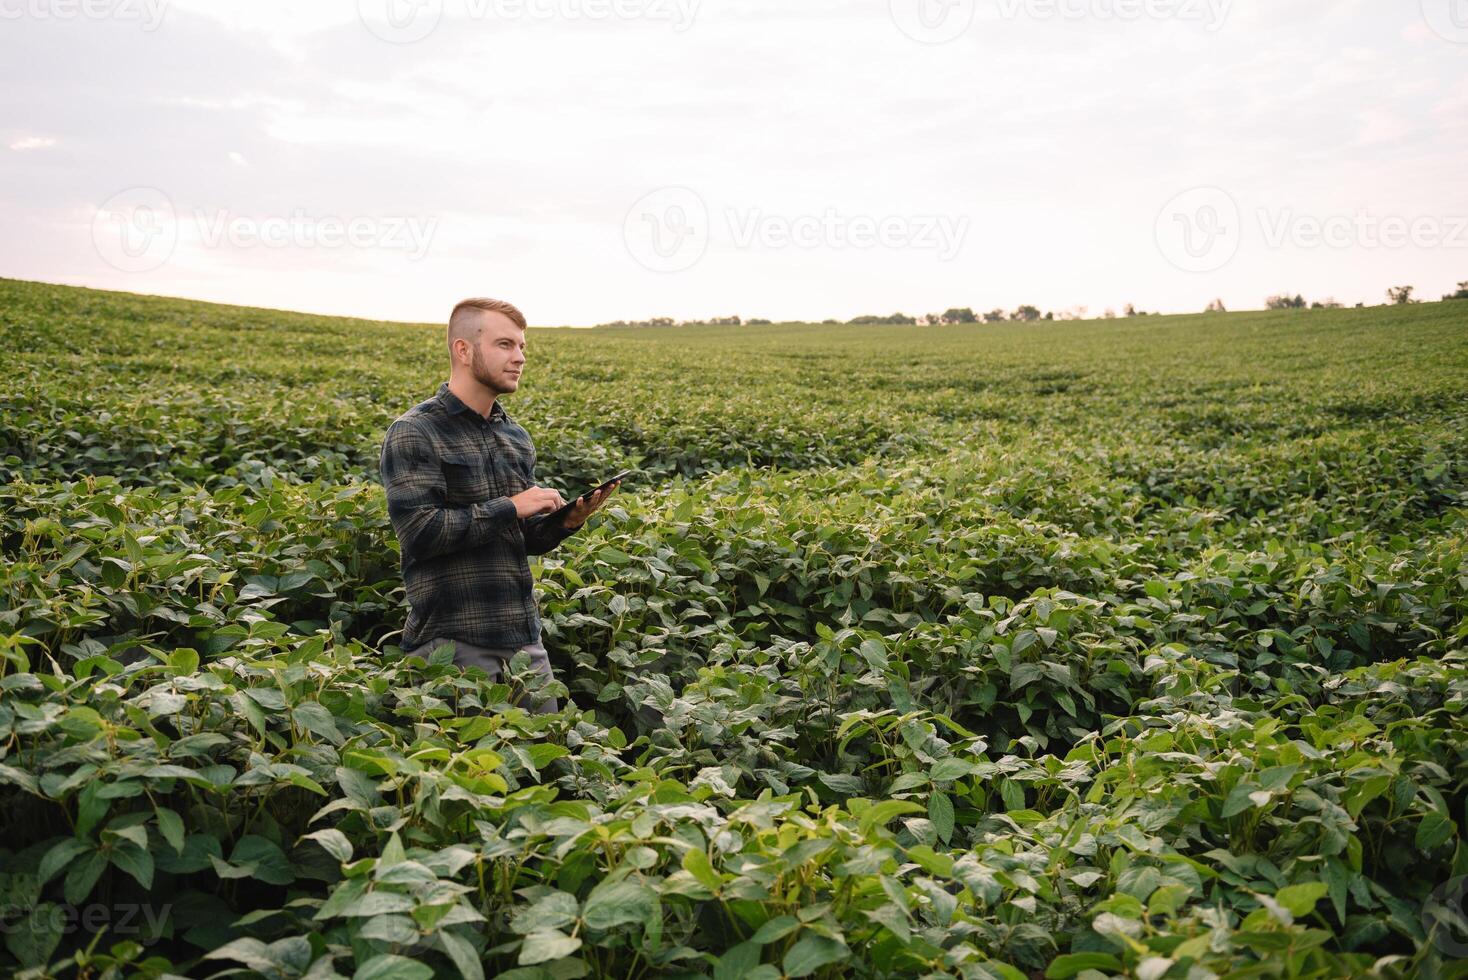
[{"x1": 448, "y1": 297, "x2": 526, "y2": 348}]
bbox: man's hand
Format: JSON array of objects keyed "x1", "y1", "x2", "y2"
[
  {"x1": 558, "y1": 481, "x2": 619, "y2": 529},
  {"x1": 510, "y1": 486, "x2": 567, "y2": 519}
]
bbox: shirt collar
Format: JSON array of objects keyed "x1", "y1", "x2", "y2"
[{"x1": 436, "y1": 382, "x2": 506, "y2": 422}]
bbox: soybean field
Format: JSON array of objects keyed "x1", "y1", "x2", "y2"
[{"x1": 2, "y1": 276, "x2": 1467, "y2": 979}]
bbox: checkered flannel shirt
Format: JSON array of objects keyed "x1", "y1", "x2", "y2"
[{"x1": 380, "y1": 382, "x2": 579, "y2": 650}]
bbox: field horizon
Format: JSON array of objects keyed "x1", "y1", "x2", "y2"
[{"x1": 6, "y1": 275, "x2": 1456, "y2": 334}]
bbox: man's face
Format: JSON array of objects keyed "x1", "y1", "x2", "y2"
[{"x1": 464, "y1": 312, "x2": 526, "y2": 395}]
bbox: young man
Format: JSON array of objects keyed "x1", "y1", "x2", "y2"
[{"x1": 379, "y1": 297, "x2": 616, "y2": 712}]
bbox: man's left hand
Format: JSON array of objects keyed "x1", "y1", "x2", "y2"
[{"x1": 559, "y1": 481, "x2": 620, "y2": 529}]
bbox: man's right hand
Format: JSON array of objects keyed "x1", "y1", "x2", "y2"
[{"x1": 510, "y1": 486, "x2": 567, "y2": 519}]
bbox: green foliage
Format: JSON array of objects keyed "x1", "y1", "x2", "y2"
[{"x1": 1, "y1": 278, "x2": 1467, "y2": 978}]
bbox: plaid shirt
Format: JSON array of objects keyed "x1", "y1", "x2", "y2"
[{"x1": 380, "y1": 382, "x2": 579, "y2": 650}]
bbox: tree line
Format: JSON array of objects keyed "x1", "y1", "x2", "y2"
[{"x1": 596, "y1": 279, "x2": 1468, "y2": 328}]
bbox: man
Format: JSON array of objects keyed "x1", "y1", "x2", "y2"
[{"x1": 379, "y1": 297, "x2": 616, "y2": 712}]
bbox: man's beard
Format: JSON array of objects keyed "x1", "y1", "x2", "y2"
[{"x1": 470, "y1": 345, "x2": 516, "y2": 395}]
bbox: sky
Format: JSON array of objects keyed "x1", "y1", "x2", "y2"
[{"x1": 2, "y1": 0, "x2": 1467, "y2": 326}]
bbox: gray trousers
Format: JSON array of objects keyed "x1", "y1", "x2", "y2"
[{"x1": 408, "y1": 634, "x2": 559, "y2": 714}]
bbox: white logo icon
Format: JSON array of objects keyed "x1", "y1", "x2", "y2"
[
  {"x1": 1155, "y1": 186, "x2": 1241, "y2": 273},
  {"x1": 1422, "y1": 0, "x2": 1468, "y2": 42},
  {"x1": 890, "y1": 0, "x2": 975, "y2": 44},
  {"x1": 92, "y1": 187, "x2": 178, "y2": 273},
  {"x1": 358, "y1": 0, "x2": 443, "y2": 43},
  {"x1": 623, "y1": 187, "x2": 708, "y2": 273}
]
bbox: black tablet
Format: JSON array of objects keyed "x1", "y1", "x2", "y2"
[{"x1": 548, "y1": 470, "x2": 632, "y2": 523}]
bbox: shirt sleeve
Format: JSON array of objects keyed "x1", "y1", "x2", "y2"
[
  {"x1": 519, "y1": 440, "x2": 581, "y2": 557},
  {"x1": 380, "y1": 419, "x2": 518, "y2": 562}
]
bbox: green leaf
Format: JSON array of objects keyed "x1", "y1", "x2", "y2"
[
  {"x1": 1221, "y1": 782, "x2": 1261, "y2": 818},
  {"x1": 999, "y1": 779, "x2": 1025, "y2": 812},
  {"x1": 1415, "y1": 811, "x2": 1456, "y2": 851},
  {"x1": 865, "y1": 904, "x2": 910, "y2": 943},
  {"x1": 682, "y1": 848, "x2": 722, "y2": 892},
  {"x1": 110, "y1": 843, "x2": 154, "y2": 889},
  {"x1": 748, "y1": 915, "x2": 799, "y2": 945},
  {"x1": 304, "y1": 828, "x2": 353, "y2": 863},
  {"x1": 817, "y1": 772, "x2": 864, "y2": 795},
  {"x1": 360, "y1": 915, "x2": 418, "y2": 944},
  {"x1": 353, "y1": 954, "x2": 435, "y2": 980},
  {"x1": 292, "y1": 701, "x2": 343, "y2": 744},
  {"x1": 205, "y1": 938, "x2": 277, "y2": 972},
  {"x1": 155, "y1": 806, "x2": 185, "y2": 854},
  {"x1": 518, "y1": 929, "x2": 582, "y2": 966},
  {"x1": 524, "y1": 743, "x2": 570, "y2": 769},
  {"x1": 167, "y1": 649, "x2": 199, "y2": 674},
  {"x1": 38, "y1": 838, "x2": 93, "y2": 885},
  {"x1": 1009, "y1": 662, "x2": 1044, "y2": 690},
  {"x1": 511, "y1": 891, "x2": 579, "y2": 935},
  {"x1": 4, "y1": 902, "x2": 64, "y2": 968},
  {"x1": 928, "y1": 791, "x2": 955, "y2": 843},
  {"x1": 714, "y1": 941, "x2": 762, "y2": 980},
  {"x1": 858, "y1": 638, "x2": 888, "y2": 670},
  {"x1": 1274, "y1": 881, "x2": 1328, "y2": 918},
  {"x1": 581, "y1": 878, "x2": 656, "y2": 931},
  {"x1": 437, "y1": 929, "x2": 484, "y2": 980},
  {"x1": 338, "y1": 891, "x2": 416, "y2": 917},
  {"x1": 75, "y1": 781, "x2": 107, "y2": 838},
  {"x1": 1046, "y1": 952, "x2": 1123, "y2": 978},
  {"x1": 929, "y1": 757, "x2": 974, "y2": 782},
  {"x1": 783, "y1": 935, "x2": 848, "y2": 978},
  {"x1": 63, "y1": 849, "x2": 107, "y2": 905},
  {"x1": 211, "y1": 835, "x2": 295, "y2": 886},
  {"x1": 157, "y1": 833, "x2": 222, "y2": 874},
  {"x1": 858, "y1": 799, "x2": 925, "y2": 835}
]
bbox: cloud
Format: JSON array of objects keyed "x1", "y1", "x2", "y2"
[{"x1": 1, "y1": 0, "x2": 1465, "y2": 323}]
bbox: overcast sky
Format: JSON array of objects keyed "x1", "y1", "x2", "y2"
[{"x1": 3, "y1": 0, "x2": 1466, "y2": 325}]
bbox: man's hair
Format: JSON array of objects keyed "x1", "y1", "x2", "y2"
[{"x1": 448, "y1": 297, "x2": 526, "y2": 349}]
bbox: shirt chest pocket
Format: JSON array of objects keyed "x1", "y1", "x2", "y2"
[{"x1": 440, "y1": 452, "x2": 494, "y2": 505}]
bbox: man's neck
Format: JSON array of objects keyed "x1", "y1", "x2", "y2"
[{"x1": 447, "y1": 374, "x2": 497, "y2": 419}]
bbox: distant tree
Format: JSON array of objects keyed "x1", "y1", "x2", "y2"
[
  {"x1": 821, "y1": 319, "x2": 839, "y2": 324},
  {"x1": 983, "y1": 308, "x2": 1007, "y2": 323},
  {"x1": 705, "y1": 315, "x2": 742, "y2": 326},
  {"x1": 1442, "y1": 281, "x2": 1468, "y2": 301},
  {"x1": 1102, "y1": 308, "x2": 1116, "y2": 319},
  {"x1": 1310, "y1": 298, "x2": 1343, "y2": 309},
  {"x1": 1265, "y1": 294, "x2": 1307, "y2": 310},
  {"x1": 940, "y1": 307, "x2": 977, "y2": 324},
  {"x1": 848, "y1": 313, "x2": 917, "y2": 325},
  {"x1": 1011, "y1": 305, "x2": 1042, "y2": 322},
  {"x1": 600, "y1": 317, "x2": 681, "y2": 327},
  {"x1": 746, "y1": 318, "x2": 772, "y2": 325},
  {"x1": 1205, "y1": 298, "x2": 1226, "y2": 313},
  {"x1": 1386, "y1": 285, "x2": 1418, "y2": 305},
  {"x1": 1124, "y1": 303, "x2": 1138, "y2": 317}
]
